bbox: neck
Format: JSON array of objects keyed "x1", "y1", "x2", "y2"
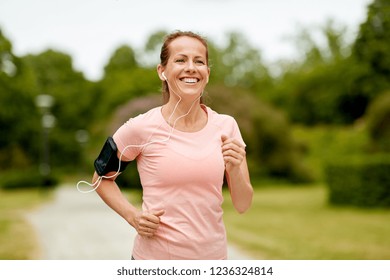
[{"x1": 162, "y1": 96, "x2": 207, "y2": 130}]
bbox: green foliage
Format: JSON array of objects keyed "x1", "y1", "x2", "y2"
[
  {"x1": 0, "y1": 29, "x2": 42, "y2": 170},
  {"x1": 325, "y1": 155, "x2": 390, "y2": 207},
  {"x1": 22, "y1": 50, "x2": 96, "y2": 169},
  {"x1": 350, "y1": 0, "x2": 390, "y2": 118},
  {"x1": 271, "y1": 21, "x2": 367, "y2": 124},
  {"x1": 292, "y1": 125, "x2": 369, "y2": 180},
  {"x1": 208, "y1": 32, "x2": 272, "y2": 90},
  {"x1": 365, "y1": 92, "x2": 390, "y2": 152},
  {"x1": 208, "y1": 85, "x2": 313, "y2": 182},
  {"x1": 96, "y1": 45, "x2": 159, "y2": 117},
  {"x1": 0, "y1": 169, "x2": 58, "y2": 190}
]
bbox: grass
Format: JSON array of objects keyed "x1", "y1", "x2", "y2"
[
  {"x1": 0, "y1": 188, "x2": 52, "y2": 259},
  {"x1": 223, "y1": 183, "x2": 390, "y2": 260}
]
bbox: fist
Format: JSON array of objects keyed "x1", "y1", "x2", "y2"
[
  {"x1": 221, "y1": 135, "x2": 245, "y2": 172},
  {"x1": 133, "y1": 209, "x2": 165, "y2": 238}
]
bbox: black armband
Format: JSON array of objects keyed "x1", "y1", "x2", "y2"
[{"x1": 94, "y1": 136, "x2": 130, "y2": 176}]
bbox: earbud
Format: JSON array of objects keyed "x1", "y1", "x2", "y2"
[{"x1": 162, "y1": 72, "x2": 167, "y2": 81}]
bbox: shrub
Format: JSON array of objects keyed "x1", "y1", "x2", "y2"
[
  {"x1": 365, "y1": 92, "x2": 390, "y2": 152},
  {"x1": 0, "y1": 169, "x2": 58, "y2": 190},
  {"x1": 325, "y1": 155, "x2": 390, "y2": 207},
  {"x1": 207, "y1": 84, "x2": 314, "y2": 183}
]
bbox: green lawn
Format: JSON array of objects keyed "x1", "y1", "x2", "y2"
[
  {"x1": 223, "y1": 184, "x2": 390, "y2": 260},
  {"x1": 0, "y1": 188, "x2": 52, "y2": 259}
]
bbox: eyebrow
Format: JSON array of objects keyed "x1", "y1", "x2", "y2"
[{"x1": 174, "y1": 54, "x2": 206, "y2": 59}]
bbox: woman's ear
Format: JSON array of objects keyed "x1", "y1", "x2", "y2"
[{"x1": 157, "y1": 64, "x2": 165, "y2": 81}]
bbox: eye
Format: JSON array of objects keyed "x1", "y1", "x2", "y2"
[
  {"x1": 175, "y1": 58, "x2": 185, "y2": 63},
  {"x1": 195, "y1": 60, "x2": 205, "y2": 65}
]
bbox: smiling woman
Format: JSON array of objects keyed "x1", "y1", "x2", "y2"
[
  {"x1": 157, "y1": 31, "x2": 210, "y2": 104},
  {"x1": 87, "y1": 30, "x2": 253, "y2": 260}
]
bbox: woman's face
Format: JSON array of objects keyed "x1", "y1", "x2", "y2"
[{"x1": 161, "y1": 36, "x2": 210, "y2": 99}]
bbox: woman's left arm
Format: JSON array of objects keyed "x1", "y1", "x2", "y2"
[{"x1": 221, "y1": 135, "x2": 253, "y2": 213}]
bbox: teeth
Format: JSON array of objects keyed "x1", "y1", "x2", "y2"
[{"x1": 181, "y1": 78, "x2": 198, "y2": 83}]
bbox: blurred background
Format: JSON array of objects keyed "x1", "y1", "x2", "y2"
[{"x1": 0, "y1": 0, "x2": 389, "y2": 260}]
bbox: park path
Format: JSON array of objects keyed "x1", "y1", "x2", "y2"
[{"x1": 27, "y1": 184, "x2": 251, "y2": 260}]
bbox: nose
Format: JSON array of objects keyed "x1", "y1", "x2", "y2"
[{"x1": 185, "y1": 61, "x2": 196, "y2": 72}]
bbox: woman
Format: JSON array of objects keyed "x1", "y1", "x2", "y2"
[{"x1": 92, "y1": 31, "x2": 253, "y2": 259}]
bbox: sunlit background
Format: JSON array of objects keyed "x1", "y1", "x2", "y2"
[{"x1": 0, "y1": 0, "x2": 389, "y2": 260}]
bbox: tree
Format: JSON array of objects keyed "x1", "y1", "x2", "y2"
[
  {"x1": 349, "y1": 0, "x2": 390, "y2": 120},
  {"x1": 22, "y1": 50, "x2": 95, "y2": 168},
  {"x1": 96, "y1": 45, "x2": 159, "y2": 118},
  {"x1": 208, "y1": 32, "x2": 272, "y2": 90},
  {"x1": 0, "y1": 28, "x2": 41, "y2": 170},
  {"x1": 271, "y1": 21, "x2": 365, "y2": 124}
]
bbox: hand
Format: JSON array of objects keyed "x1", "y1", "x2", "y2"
[
  {"x1": 221, "y1": 135, "x2": 246, "y2": 172},
  {"x1": 133, "y1": 209, "x2": 165, "y2": 238}
]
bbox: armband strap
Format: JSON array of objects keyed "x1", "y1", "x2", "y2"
[{"x1": 94, "y1": 136, "x2": 130, "y2": 176}]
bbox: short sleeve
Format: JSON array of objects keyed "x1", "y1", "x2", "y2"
[
  {"x1": 230, "y1": 117, "x2": 246, "y2": 148},
  {"x1": 113, "y1": 118, "x2": 143, "y2": 161}
]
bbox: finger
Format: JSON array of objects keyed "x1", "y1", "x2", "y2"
[
  {"x1": 222, "y1": 138, "x2": 244, "y2": 150},
  {"x1": 142, "y1": 212, "x2": 162, "y2": 224},
  {"x1": 138, "y1": 221, "x2": 161, "y2": 238},
  {"x1": 223, "y1": 155, "x2": 243, "y2": 165},
  {"x1": 139, "y1": 218, "x2": 160, "y2": 229},
  {"x1": 153, "y1": 209, "x2": 165, "y2": 217},
  {"x1": 222, "y1": 145, "x2": 244, "y2": 156},
  {"x1": 139, "y1": 228, "x2": 155, "y2": 238},
  {"x1": 223, "y1": 145, "x2": 246, "y2": 158}
]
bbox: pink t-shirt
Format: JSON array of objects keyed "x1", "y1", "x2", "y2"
[{"x1": 113, "y1": 105, "x2": 245, "y2": 259}]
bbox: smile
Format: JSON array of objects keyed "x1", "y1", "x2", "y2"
[{"x1": 180, "y1": 77, "x2": 199, "y2": 84}]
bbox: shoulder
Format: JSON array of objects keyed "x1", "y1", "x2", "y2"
[
  {"x1": 113, "y1": 106, "x2": 162, "y2": 140},
  {"x1": 206, "y1": 106, "x2": 245, "y2": 144},
  {"x1": 131, "y1": 106, "x2": 162, "y2": 122},
  {"x1": 206, "y1": 106, "x2": 238, "y2": 128},
  {"x1": 122, "y1": 106, "x2": 162, "y2": 128}
]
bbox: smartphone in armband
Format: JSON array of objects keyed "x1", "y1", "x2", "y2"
[{"x1": 94, "y1": 137, "x2": 129, "y2": 176}]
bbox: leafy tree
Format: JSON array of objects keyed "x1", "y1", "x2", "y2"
[
  {"x1": 271, "y1": 21, "x2": 364, "y2": 124},
  {"x1": 208, "y1": 32, "x2": 272, "y2": 90},
  {"x1": 0, "y1": 28, "x2": 41, "y2": 170},
  {"x1": 22, "y1": 50, "x2": 95, "y2": 168},
  {"x1": 96, "y1": 45, "x2": 159, "y2": 118},
  {"x1": 349, "y1": 0, "x2": 390, "y2": 120}
]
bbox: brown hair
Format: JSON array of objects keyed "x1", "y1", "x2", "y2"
[{"x1": 159, "y1": 31, "x2": 209, "y2": 104}]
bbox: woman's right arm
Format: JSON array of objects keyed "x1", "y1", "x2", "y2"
[{"x1": 92, "y1": 171, "x2": 164, "y2": 237}]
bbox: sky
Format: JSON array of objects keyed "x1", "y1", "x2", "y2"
[{"x1": 0, "y1": 0, "x2": 372, "y2": 81}]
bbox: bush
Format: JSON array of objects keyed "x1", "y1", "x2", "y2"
[
  {"x1": 207, "y1": 84, "x2": 314, "y2": 183},
  {"x1": 325, "y1": 155, "x2": 390, "y2": 207},
  {"x1": 0, "y1": 169, "x2": 59, "y2": 190},
  {"x1": 365, "y1": 92, "x2": 390, "y2": 152}
]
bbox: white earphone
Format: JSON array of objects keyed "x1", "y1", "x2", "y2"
[{"x1": 162, "y1": 71, "x2": 167, "y2": 81}]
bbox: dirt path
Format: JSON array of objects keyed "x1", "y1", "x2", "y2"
[{"x1": 27, "y1": 184, "x2": 251, "y2": 260}]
